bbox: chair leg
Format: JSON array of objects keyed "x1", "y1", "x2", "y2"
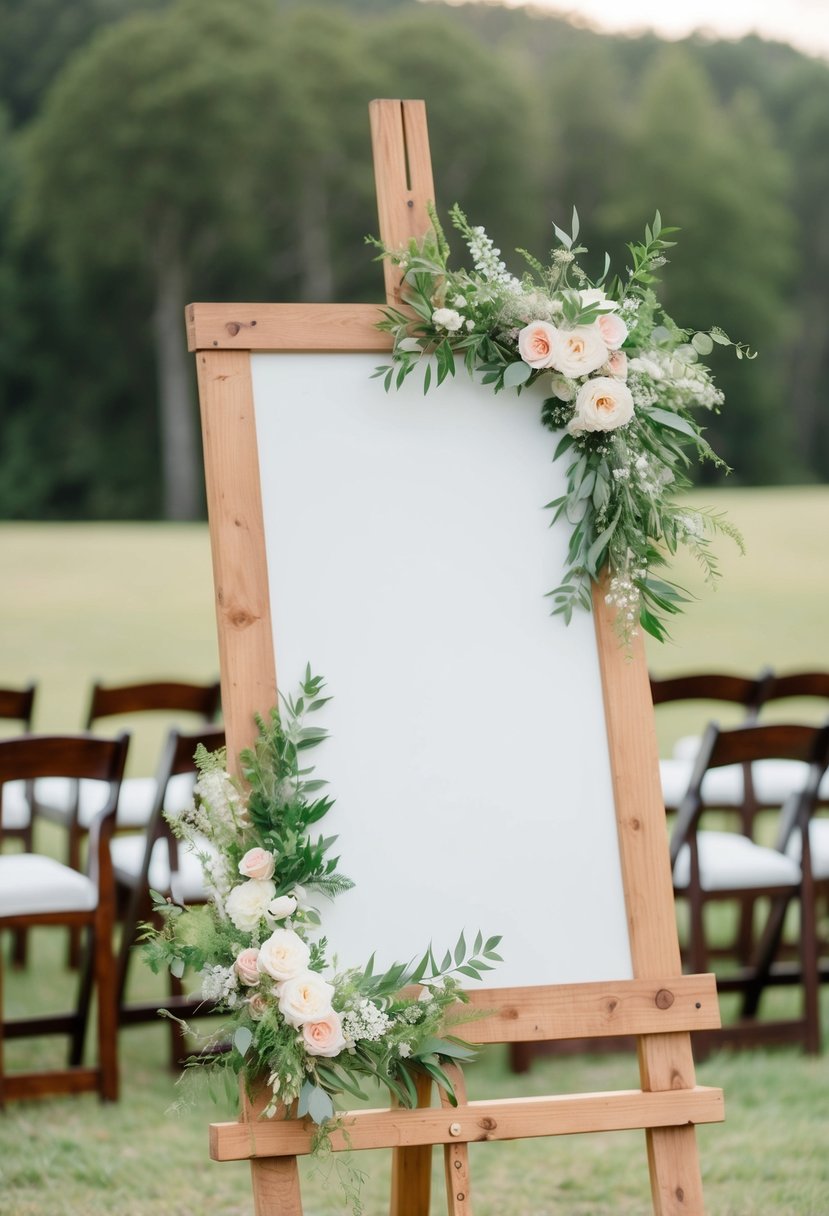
[
  {"x1": 94, "y1": 905, "x2": 119, "y2": 1101},
  {"x1": 168, "y1": 970, "x2": 190, "y2": 1069},
  {"x1": 67, "y1": 825, "x2": 84, "y2": 969},
  {"x1": 800, "y1": 870, "x2": 821, "y2": 1055},
  {"x1": 740, "y1": 893, "x2": 791, "y2": 1019},
  {"x1": 70, "y1": 926, "x2": 95, "y2": 1067}
]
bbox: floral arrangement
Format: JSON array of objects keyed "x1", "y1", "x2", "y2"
[
  {"x1": 143, "y1": 669, "x2": 500, "y2": 1135},
  {"x1": 370, "y1": 206, "x2": 750, "y2": 642}
]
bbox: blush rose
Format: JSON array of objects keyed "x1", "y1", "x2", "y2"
[
  {"x1": 596, "y1": 313, "x2": 629, "y2": 349},
  {"x1": 302, "y1": 1011, "x2": 347, "y2": 1057},
  {"x1": 238, "y1": 847, "x2": 276, "y2": 881},
  {"x1": 234, "y1": 947, "x2": 261, "y2": 986},
  {"x1": 517, "y1": 320, "x2": 558, "y2": 368},
  {"x1": 568, "y1": 376, "x2": 635, "y2": 434}
]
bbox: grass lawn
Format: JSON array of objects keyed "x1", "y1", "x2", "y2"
[{"x1": 1, "y1": 487, "x2": 828, "y2": 1214}]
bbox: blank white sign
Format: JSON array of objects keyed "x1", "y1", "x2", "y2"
[{"x1": 251, "y1": 352, "x2": 632, "y2": 987}]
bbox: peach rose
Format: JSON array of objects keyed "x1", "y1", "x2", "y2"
[
  {"x1": 517, "y1": 321, "x2": 558, "y2": 369},
  {"x1": 549, "y1": 326, "x2": 608, "y2": 378},
  {"x1": 568, "y1": 376, "x2": 635, "y2": 434},
  {"x1": 606, "y1": 350, "x2": 628, "y2": 379},
  {"x1": 278, "y1": 971, "x2": 335, "y2": 1027},
  {"x1": 596, "y1": 312, "x2": 628, "y2": 349},
  {"x1": 302, "y1": 1011, "x2": 347, "y2": 1058},
  {"x1": 238, "y1": 847, "x2": 276, "y2": 881},
  {"x1": 235, "y1": 947, "x2": 261, "y2": 986}
]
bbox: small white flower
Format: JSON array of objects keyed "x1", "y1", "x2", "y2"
[{"x1": 432, "y1": 308, "x2": 464, "y2": 332}]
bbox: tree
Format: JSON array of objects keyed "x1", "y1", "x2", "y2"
[{"x1": 18, "y1": 0, "x2": 283, "y2": 519}]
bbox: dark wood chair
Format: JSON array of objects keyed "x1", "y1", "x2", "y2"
[
  {"x1": 111, "y1": 724, "x2": 226, "y2": 1067},
  {"x1": 0, "y1": 682, "x2": 38, "y2": 853},
  {"x1": 34, "y1": 678, "x2": 221, "y2": 964},
  {"x1": 0, "y1": 732, "x2": 129, "y2": 1103},
  {"x1": 670, "y1": 719, "x2": 829, "y2": 1053}
]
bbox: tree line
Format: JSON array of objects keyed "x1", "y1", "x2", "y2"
[{"x1": 1, "y1": 0, "x2": 826, "y2": 519}]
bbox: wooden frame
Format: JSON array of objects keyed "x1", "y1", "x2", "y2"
[{"x1": 189, "y1": 99, "x2": 723, "y2": 1215}]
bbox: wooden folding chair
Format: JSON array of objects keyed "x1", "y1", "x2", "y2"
[
  {"x1": 34, "y1": 678, "x2": 221, "y2": 964},
  {"x1": 0, "y1": 682, "x2": 37, "y2": 853},
  {"x1": 0, "y1": 732, "x2": 129, "y2": 1102},
  {"x1": 670, "y1": 719, "x2": 829, "y2": 1053},
  {"x1": 111, "y1": 724, "x2": 225, "y2": 1067}
]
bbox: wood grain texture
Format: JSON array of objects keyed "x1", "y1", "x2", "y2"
[
  {"x1": 369, "y1": 99, "x2": 435, "y2": 305},
  {"x1": 187, "y1": 303, "x2": 392, "y2": 354},
  {"x1": 444, "y1": 975, "x2": 720, "y2": 1044},
  {"x1": 197, "y1": 349, "x2": 278, "y2": 768},
  {"x1": 592, "y1": 582, "x2": 709, "y2": 1214},
  {"x1": 390, "y1": 1072, "x2": 434, "y2": 1216},
  {"x1": 211, "y1": 1086, "x2": 724, "y2": 1162}
]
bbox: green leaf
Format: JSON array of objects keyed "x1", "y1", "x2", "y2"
[
  {"x1": 453, "y1": 930, "x2": 466, "y2": 967},
  {"x1": 233, "y1": 1026, "x2": 253, "y2": 1057},
  {"x1": 503, "y1": 360, "x2": 532, "y2": 389},
  {"x1": 691, "y1": 332, "x2": 714, "y2": 356},
  {"x1": 648, "y1": 408, "x2": 699, "y2": 440}
]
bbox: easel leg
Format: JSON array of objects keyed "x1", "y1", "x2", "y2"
[
  {"x1": 640, "y1": 1035, "x2": 706, "y2": 1215},
  {"x1": 250, "y1": 1158, "x2": 304, "y2": 1216},
  {"x1": 390, "y1": 1071, "x2": 433, "y2": 1216},
  {"x1": 440, "y1": 1064, "x2": 472, "y2": 1216}
]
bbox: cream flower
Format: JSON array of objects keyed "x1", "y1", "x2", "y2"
[
  {"x1": 606, "y1": 350, "x2": 628, "y2": 379},
  {"x1": 568, "y1": 376, "x2": 635, "y2": 434},
  {"x1": 517, "y1": 320, "x2": 558, "y2": 369},
  {"x1": 432, "y1": 308, "x2": 463, "y2": 332},
  {"x1": 277, "y1": 972, "x2": 335, "y2": 1027},
  {"x1": 266, "y1": 895, "x2": 298, "y2": 922},
  {"x1": 257, "y1": 927, "x2": 310, "y2": 982},
  {"x1": 302, "y1": 1011, "x2": 347, "y2": 1057},
  {"x1": 548, "y1": 373, "x2": 576, "y2": 402},
  {"x1": 579, "y1": 288, "x2": 619, "y2": 311},
  {"x1": 238, "y1": 847, "x2": 276, "y2": 882},
  {"x1": 549, "y1": 326, "x2": 608, "y2": 378},
  {"x1": 225, "y1": 878, "x2": 276, "y2": 933}
]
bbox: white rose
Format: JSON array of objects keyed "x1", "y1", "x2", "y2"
[
  {"x1": 548, "y1": 373, "x2": 576, "y2": 402},
  {"x1": 568, "y1": 376, "x2": 635, "y2": 434},
  {"x1": 266, "y1": 895, "x2": 298, "y2": 922},
  {"x1": 549, "y1": 327, "x2": 608, "y2": 378},
  {"x1": 277, "y1": 971, "x2": 335, "y2": 1028},
  {"x1": 257, "y1": 927, "x2": 311, "y2": 981},
  {"x1": 432, "y1": 308, "x2": 463, "y2": 332},
  {"x1": 225, "y1": 878, "x2": 276, "y2": 933},
  {"x1": 579, "y1": 288, "x2": 619, "y2": 311}
]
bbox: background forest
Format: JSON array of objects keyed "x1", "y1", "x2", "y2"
[{"x1": 1, "y1": 0, "x2": 827, "y2": 520}]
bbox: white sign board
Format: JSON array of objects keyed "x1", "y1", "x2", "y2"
[{"x1": 250, "y1": 352, "x2": 632, "y2": 988}]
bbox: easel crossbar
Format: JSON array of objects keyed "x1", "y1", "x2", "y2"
[{"x1": 210, "y1": 1085, "x2": 724, "y2": 1162}]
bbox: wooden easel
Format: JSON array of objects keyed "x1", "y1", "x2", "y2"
[{"x1": 190, "y1": 99, "x2": 724, "y2": 1216}]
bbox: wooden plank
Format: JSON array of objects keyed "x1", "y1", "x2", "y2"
[
  {"x1": 197, "y1": 349, "x2": 279, "y2": 766},
  {"x1": 440, "y1": 1064, "x2": 472, "y2": 1216},
  {"x1": 186, "y1": 303, "x2": 391, "y2": 353},
  {"x1": 369, "y1": 99, "x2": 435, "y2": 305},
  {"x1": 389, "y1": 1072, "x2": 434, "y2": 1216},
  {"x1": 592, "y1": 583, "x2": 709, "y2": 1215},
  {"x1": 211, "y1": 1085, "x2": 724, "y2": 1162},
  {"x1": 447, "y1": 974, "x2": 719, "y2": 1044},
  {"x1": 3, "y1": 1068, "x2": 101, "y2": 1101}
]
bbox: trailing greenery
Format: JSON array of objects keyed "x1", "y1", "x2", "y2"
[{"x1": 372, "y1": 205, "x2": 747, "y2": 642}]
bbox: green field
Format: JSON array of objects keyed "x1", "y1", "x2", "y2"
[{"x1": 1, "y1": 490, "x2": 828, "y2": 1215}]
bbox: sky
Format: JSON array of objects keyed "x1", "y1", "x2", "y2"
[{"x1": 492, "y1": 0, "x2": 829, "y2": 61}]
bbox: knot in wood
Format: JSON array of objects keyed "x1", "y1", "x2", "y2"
[
  {"x1": 479, "y1": 1117, "x2": 497, "y2": 1131},
  {"x1": 655, "y1": 988, "x2": 674, "y2": 1010},
  {"x1": 226, "y1": 322, "x2": 241, "y2": 337}
]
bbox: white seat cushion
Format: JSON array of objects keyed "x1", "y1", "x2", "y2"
[
  {"x1": 1, "y1": 780, "x2": 32, "y2": 831},
  {"x1": 35, "y1": 772, "x2": 196, "y2": 829},
  {"x1": 0, "y1": 854, "x2": 98, "y2": 916},
  {"x1": 673, "y1": 733, "x2": 703, "y2": 761},
  {"x1": 110, "y1": 833, "x2": 209, "y2": 903},
  {"x1": 673, "y1": 830, "x2": 802, "y2": 892},
  {"x1": 659, "y1": 758, "x2": 747, "y2": 811},
  {"x1": 785, "y1": 818, "x2": 829, "y2": 881}
]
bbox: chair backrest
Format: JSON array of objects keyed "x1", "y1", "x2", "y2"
[
  {"x1": 0, "y1": 683, "x2": 37, "y2": 731},
  {"x1": 84, "y1": 679, "x2": 221, "y2": 728},
  {"x1": 649, "y1": 668, "x2": 773, "y2": 716},
  {"x1": 0, "y1": 732, "x2": 130, "y2": 856},
  {"x1": 756, "y1": 671, "x2": 829, "y2": 722},
  {"x1": 671, "y1": 720, "x2": 829, "y2": 865},
  {"x1": 142, "y1": 724, "x2": 227, "y2": 871}
]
